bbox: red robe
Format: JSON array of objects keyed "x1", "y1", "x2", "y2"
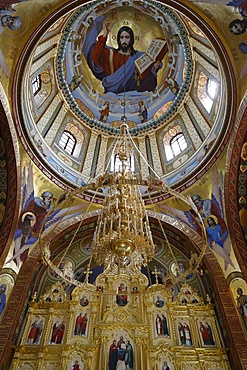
[
  {"x1": 55, "y1": 323, "x2": 65, "y2": 343},
  {"x1": 92, "y1": 35, "x2": 130, "y2": 76},
  {"x1": 28, "y1": 322, "x2": 37, "y2": 340},
  {"x1": 200, "y1": 323, "x2": 209, "y2": 345}
]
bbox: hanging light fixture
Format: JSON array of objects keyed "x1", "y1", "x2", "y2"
[{"x1": 92, "y1": 124, "x2": 154, "y2": 267}]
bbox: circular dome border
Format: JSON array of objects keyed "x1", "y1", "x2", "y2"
[
  {"x1": 57, "y1": 0, "x2": 193, "y2": 135},
  {"x1": 12, "y1": 0, "x2": 237, "y2": 193}
]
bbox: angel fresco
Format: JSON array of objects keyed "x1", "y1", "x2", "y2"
[
  {"x1": 159, "y1": 166, "x2": 235, "y2": 270},
  {"x1": 138, "y1": 100, "x2": 148, "y2": 123},
  {"x1": 7, "y1": 163, "x2": 86, "y2": 267},
  {"x1": 99, "y1": 100, "x2": 110, "y2": 123}
]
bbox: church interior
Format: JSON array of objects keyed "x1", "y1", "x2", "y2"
[{"x1": 0, "y1": 0, "x2": 247, "y2": 369}]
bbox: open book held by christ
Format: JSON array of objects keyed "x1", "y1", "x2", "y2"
[{"x1": 135, "y1": 39, "x2": 168, "y2": 79}]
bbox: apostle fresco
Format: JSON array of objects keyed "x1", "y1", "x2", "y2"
[
  {"x1": 155, "y1": 312, "x2": 169, "y2": 338},
  {"x1": 156, "y1": 314, "x2": 162, "y2": 336},
  {"x1": 199, "y1": 319, "x2": 215, "y2": 346},
  {"x1": 177, "y1": 320, "x2": 193, "y2": 346},
  {"x1": 50, "y1": 320, "x2": 66, "y2": 344},
  {"x1": 27, "y1": 318, "x2": 44, "y2": 344},
  {"x1": 74, "y1": 312, "x2": 88, "y2": 336}
]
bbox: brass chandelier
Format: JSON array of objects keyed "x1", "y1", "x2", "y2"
[{"x1": 92, "y1": 128, "x2": 154, "y2": 267}]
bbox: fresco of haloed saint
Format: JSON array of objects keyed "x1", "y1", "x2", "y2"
[
  {"x1": 0, "y1": 2, "x2": 29, "y2": 80},
  {"x1": 80, "y1": 294, "x2": 89, "y2": 307},
  {"x1": 189, "y1": 1, "x2": 247, "y2": 59},
  {"x1": 155, "y1": 295, "x2": 164, "y2": 308},
  {"x1": 27, "y1": 317, "x2": 45, "y2": 344},
  {"x1": 62, "y1": 1, "x2": 190, "y2": 128},
  {"x1": 50, "y1": 318, "x2": 66, "y2": 344},
  {"x1": 108, "y1": 331, "x2": 134, "y2": 370}
]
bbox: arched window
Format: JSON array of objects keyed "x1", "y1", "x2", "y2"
[
  {"x1": 31, "y1": 75, "x2": 41, "y2": 96},
  {"x1": 110, "y1": 153, "x2": 135, "y2": 172},
  {"x1": 170, "y1": 133, "x2": 187, "y2": 157},
  {"x1": 196, "y1": 71, "x2": 218, "y2": 113},
  {"x1": 58, "y1": 131, "x2": 76, "y2": 155}
]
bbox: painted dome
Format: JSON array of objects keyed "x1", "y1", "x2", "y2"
[{"x1": 15, "y1": 0, "x2": 235, "y2": 190}]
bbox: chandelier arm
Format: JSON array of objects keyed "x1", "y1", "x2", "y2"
[
  {"x1": 145, "y1": 186, "x2": 180, "y2": 281},
  {"x1": 40, "y1": 189, "x2": 98, "y2": 279}
]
